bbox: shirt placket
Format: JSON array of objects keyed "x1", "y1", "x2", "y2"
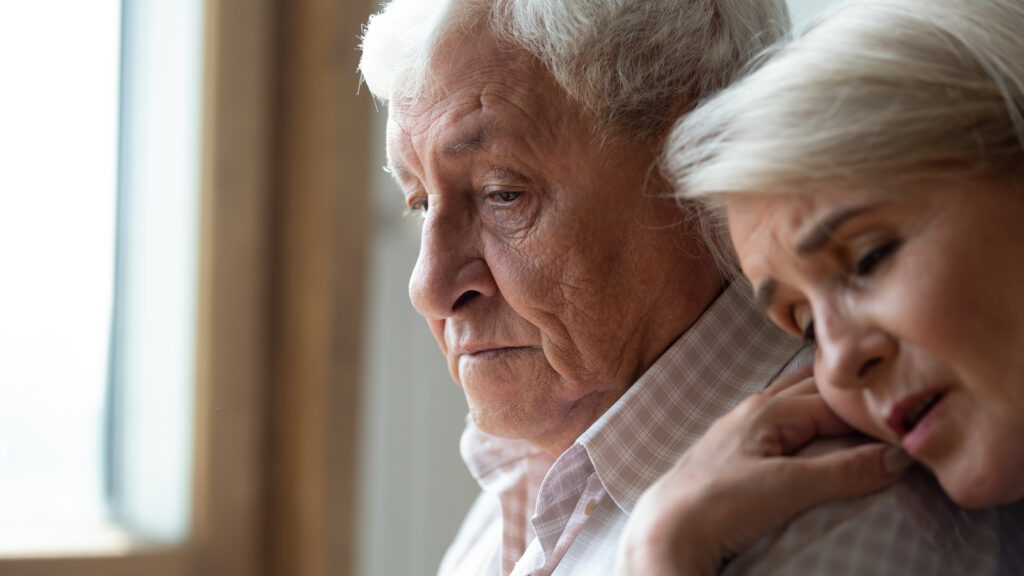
[{"x1": 511, "y1": 474, "x2": 607, "y2": 576}]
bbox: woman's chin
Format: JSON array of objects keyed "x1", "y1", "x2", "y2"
[{"x1": 937, "y1": 464, "x2": 1019, "y2": 509}]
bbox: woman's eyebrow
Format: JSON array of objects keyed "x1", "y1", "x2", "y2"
[{"x1": 795, "y1": 204, "x2": 881, "y2": 255}]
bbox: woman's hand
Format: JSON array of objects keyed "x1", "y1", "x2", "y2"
[{"x1": 615, "y1": 368, "x2": 913, "y2": 576}]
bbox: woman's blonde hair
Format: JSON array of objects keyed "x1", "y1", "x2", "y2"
[{"x1": 664, "y1": 0, "x2": 1024, "y2": 274}]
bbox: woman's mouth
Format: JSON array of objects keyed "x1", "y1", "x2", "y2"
[
  {"x1": 886, "y1": 389, "x2": 948, "y2": 438},
  {"x1": 904, "y1": 393, "x2": 942, "y2": 430}
]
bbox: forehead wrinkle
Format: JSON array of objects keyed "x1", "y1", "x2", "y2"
[
  {"x1": 388, "y1": 43, "x2": 579, "y2": 200},
  {"x1": 477, "y1": 69, "x2": 574, "y2": 149}
]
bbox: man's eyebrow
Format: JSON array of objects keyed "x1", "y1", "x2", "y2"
[
  {"x1": 444, "y1": 126, "x2": 494, "y2": 157},
  {"x1": 794, "y1": 204, "x2": 879, "y2": 255},
  {"x1": 385, "y1": 160, "x2": 414, "y2": 185},
  {"x1": 754, "y1": 278, "x2": 778, "y2": 312},
  {"x1": 386, "y1": 126, "x2": 503, "y2": 185}
]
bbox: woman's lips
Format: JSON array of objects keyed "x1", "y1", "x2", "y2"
[{"x1": 885, "y1": 388, "x2": 948, "y2": 440}]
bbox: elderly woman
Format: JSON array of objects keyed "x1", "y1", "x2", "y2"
[{"x1": 620, "y1": 0, "x2": 1024, "y2": 574}]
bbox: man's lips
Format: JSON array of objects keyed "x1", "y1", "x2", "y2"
[
  {"x1": 885, "y1": 388, "x2": 948, "y2": 438},
  {"x1": 458, "y1": 344, "x2": 536, "y2": 358}
]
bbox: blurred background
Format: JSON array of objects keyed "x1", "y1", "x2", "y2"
[{"x1": 0, "y1": 1, "x2": 832, "y2": 574}]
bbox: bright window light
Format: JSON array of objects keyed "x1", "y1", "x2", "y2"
[
  {"x1": 0, "y1": 0, "x2": 203, "y2": 555},
  {"x1": 109, "y1": 0, "x2": 203, "y2": 544},
  {"x1": 0, "y1": 1, "x2": 121, "y2": 553}
]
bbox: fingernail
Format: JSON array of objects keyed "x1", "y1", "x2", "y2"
[{"x1": 883, "y1": 447, "x2": 913, "y2": 474}]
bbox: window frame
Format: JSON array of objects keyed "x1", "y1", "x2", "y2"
[
  {"x1": 3, "y1": 0, "x2": 379, "y2": 573},
  {"x1": 0, "y1": 0, "x2": 275, "y2": 573}
]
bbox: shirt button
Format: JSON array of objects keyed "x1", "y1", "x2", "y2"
[{"x1": 585, "y1": 498, "x2": 598, "y2": 516}]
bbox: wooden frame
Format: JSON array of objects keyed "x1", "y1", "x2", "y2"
[
  {"x1": 267, "y1": 1, "x2": 375, "y2": 575},
  {"x1": 2, "y1": 0, "x2": 376, "y2": 573},
  {"x1": 3, "y1": 0, "x2": 272, "y2": 574},
  {"x1": 190, "y1": 0, "x2": 276, "y2": 573}
]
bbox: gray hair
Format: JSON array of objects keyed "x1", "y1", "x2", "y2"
[
  {"x1": 359, "y1": 0, "x2": 791, "y2": 140},
  {"x1": 665, "y1": 0, "x2": 1024, "y2": 274}
]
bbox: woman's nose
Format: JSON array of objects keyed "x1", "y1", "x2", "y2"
[
  {"x1": 408, "y1": 207, "x2": 498, "y2": 319},
  {"x1": 814, "y1": 311, "x2": 896, "y2": 390}
]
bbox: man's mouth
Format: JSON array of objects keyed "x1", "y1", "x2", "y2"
[{"x1": 460, "y1": 345, "x2": 534, "y2": 359}]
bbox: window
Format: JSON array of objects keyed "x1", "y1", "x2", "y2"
[
  {"x1": 0, "y1": 0, "x2": 270, "y2": 573},
  {"x1": 0, "y1": 0, "x2": 124, "y2": 556},
  {"x1": 0, "y1": 0, "x2": 430, "y2": 573},
  {"x1": 1, "y1": 0, "x2": 202, "y2": 555},
  {"x1": 108, "y1": 0, "x2": 204, "y2": 544}
]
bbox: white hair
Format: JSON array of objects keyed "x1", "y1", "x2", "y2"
[
  {"x1": 359, "y1": 0, "x2": 791, "y2": 140},
  {"x1": 665, "y1": 0, "x2": 1024, "y2": 275}
]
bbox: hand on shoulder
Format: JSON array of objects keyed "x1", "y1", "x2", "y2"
[{"x1": 615, "y1": 368, "x2": 912, "y2": 576}]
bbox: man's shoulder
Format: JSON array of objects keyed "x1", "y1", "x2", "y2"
[{"x1": 724, "y1": 467, "x2": 1002, "y2": 576}]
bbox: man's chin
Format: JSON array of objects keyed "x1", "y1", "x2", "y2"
[
  {"x1": 465, "y1": 393, "x2": 561, "y2": 443},
  {"x1": 466, "y1": 392, "x2": 602, "y2": 457},
  {"x1": 466, "y1": 399, "x2": 535, "y2": 439}
]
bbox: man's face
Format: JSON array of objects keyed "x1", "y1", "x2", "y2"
[{"x1": 386, "y1": 31, "x2": 720, "y2": 455}]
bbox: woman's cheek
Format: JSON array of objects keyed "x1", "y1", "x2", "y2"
[{"x1": 820, "y1": 384, "x2": 893, "y2": 444}]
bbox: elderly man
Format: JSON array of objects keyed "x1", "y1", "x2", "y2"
[{"x1": 358, "y1": 1, "x2": 990, "y2": 575}]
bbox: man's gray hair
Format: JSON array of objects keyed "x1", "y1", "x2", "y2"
[{"x1": 359, "y1": 0, "x2": 791, "y2": 140}]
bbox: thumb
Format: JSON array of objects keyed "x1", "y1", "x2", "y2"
[{"x1": 788, "y1": 443, "x2": 913, "y2": 506}]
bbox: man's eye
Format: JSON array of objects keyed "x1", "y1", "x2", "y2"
[
  {"x1": 488, "y1": 190, "x2": 522, "y2": 204},
  {"x1": 854, "y1": 240, "x2": 901, "y2": 276},
  {"x1": 404, "y1": 197, "x2": 428, "y2": 218}
]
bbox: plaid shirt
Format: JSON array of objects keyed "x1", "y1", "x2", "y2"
[{"x1": 438, "y1": 282, "x2": 1024, "y2": 576}]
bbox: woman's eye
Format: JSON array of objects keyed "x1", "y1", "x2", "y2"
[
  {"x1": 801, "y1": 321, "x2": 816, "y2": 344},
  {"x1": 855, "y1": 240, "x2": 901, "y2": 276},
  {"x1": 789, "y1": 307, "x2": 816, "y2": 344}
]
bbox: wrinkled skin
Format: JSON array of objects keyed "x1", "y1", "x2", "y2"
[
  {"x1": 728, "y1": 176, "x2": 1024, "y2": 508},
  {"x1": 386, "y1": 29, "x2": 721, "y2": 456}
]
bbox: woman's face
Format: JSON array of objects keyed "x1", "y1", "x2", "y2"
[{"x1": 727, "y1": 176, "x2": 1024, "y2": 508}]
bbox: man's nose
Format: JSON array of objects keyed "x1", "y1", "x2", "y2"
[
  {"x1": 408, "y1": 207, "x2": 497, "y2": 319},
  {"x1": 814, "y1": 309, "x2": 896, "y2": 391}
]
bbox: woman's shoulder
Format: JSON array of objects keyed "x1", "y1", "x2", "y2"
[{"x1": 723, "y1": 466, "x2": 1002, "y2": 576}]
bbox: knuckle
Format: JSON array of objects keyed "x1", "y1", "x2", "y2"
[{"x1": 739, "y1": 391, "x2": 772, "y2": 414}]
